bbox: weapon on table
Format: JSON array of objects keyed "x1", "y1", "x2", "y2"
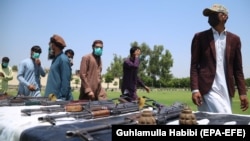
[
  {"x1": 0, "y1": 96, "x2": 50, "y2": 106},
  {"x1": 154, "y1": 101, "x2": 186, "y2": 124},
  {"x1": 64, "y1": 97, "x2": 186, "y2": 141},
  {"x1": 140, "y1": 96, "x2": 165, "y2": 109},
  {"x1": 137, "y1": 96, "x2": 187, "y2": 125},
  {"x1": 38, "y1": 101, "x2": 140, "y2": 125},
  {"x1": 0, "y1": 93, "x2": 11, "y2": 100},
  {"x1": 5, "y1": 94, "x2": 73, "y2": 106},
  {"x1": 65, "y1": 114, "x2": 139, "y2": 141},
  {"x1": 21, "y1": 99, "x2": 117, "y2": 116},
  {"x1": 142, "y1": 96, "x2": 186, "y2": 124}
]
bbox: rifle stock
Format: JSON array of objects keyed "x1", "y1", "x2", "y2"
[
  {"x1": 154, "y1": 102, "x2": 186, "y2": 124},
  {"x1": 66, "y1": 115, "x2": 138, "y2": 141},
  {"x1": 37, "y1": 102, "x2": 140, "y2": 125},
  {"x1": 21, "y1": 106, "x2": 65, "y2": 116},
  {"x1": 64, "y1": 97, "x2": 186, "y2": 141},
  {"x1": 21, "y1": 99, "x2": 115, "y2": 116}
]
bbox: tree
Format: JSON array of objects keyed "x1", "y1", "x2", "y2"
[
  {"x1": 104, "y1": 73, "x2": 114, "y2": 89},
  {"x1": 74, "y1": 78, "x2": 80, "y2": 88},
  {"x1": 136, "y1": 42, "x2": 151, "y2": 85},
  {"x1": 158, "y1": 49, "x2": 173, "y2": 87},
  {"x1": 245, "y1": 78, "x2": 250, "y2": 87},
  {"x1": 147, "y1": 45, "x2": 173, "y2": 88},
  {"x1": 106, "y1": 54, "x2": 124, "y2": 78},
  {"x1": 12, "y1": 65, "x2": 18, "y2": 72},
  {"x1": 105, "y1": 41, "x2": 174, "y2": 88}
]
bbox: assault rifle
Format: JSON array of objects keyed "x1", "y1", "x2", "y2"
[
  {"x1": 0, "y1": 95, "x2": 50, "y2": 106},
  {"x1": 65, "y1": 97, "x2": 186, "y2": 141},
  {"x1": 66, "y1": 115, "x2": 139, "y2": 141},
  {"x1": 38, "y1": 101, "x2": 139, "y2": 125},
  {"x1": 142, "y1": 96, "x2": 186, "y2": 124},
  {"x1": 154, "y1": 101, "x2": 185, "y2": 124},
  {"x1": 21, "y1": 99, "x2": 116, "y2": 116}
]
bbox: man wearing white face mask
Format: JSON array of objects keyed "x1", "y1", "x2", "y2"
[
  {"x1": 65, "y1": 49, "x2": 74, "y2": 66},
  {"x1": 0, "y1": 57, "x2": 13, "y2": 95},
  {"x1": 17, "y1": 45, "x2": 46, "y2": 97}
]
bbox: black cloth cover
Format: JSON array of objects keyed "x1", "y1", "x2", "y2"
[{"x1": 20, "y1": 112, "x2": 250, "y2": 141}]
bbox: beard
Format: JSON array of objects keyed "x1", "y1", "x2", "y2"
[
  {"x1": 48, "y1": 47, "x2": 55, "y2": 60},
  {"x1": 48, "y1": 54, "x2": 55, "y2": 60}
]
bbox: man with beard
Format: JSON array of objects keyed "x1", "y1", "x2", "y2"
[
  {"x1": 190, "y1": 4, "x2": 248, "y2": 114},
  {"x1": 17, "y1": 46, "x2": 46, "y2": 97},
  {"x1": 45, "y1": 34, "x2": 73, "y2": 100},
  {"x1": 79, "y1": 40, "x2": 107, "y2": 100},
  {"x1": 0, "y1": 57, "x2": 13, "y2": 95}
]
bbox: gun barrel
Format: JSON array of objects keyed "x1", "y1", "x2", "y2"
[
  {"x1": 66, "y1": 118, "x2": 138, "y2": 140},
  {"x1": 21, "y1": 106, "x2": 65, "y2": 116},
  {"x1": 38, "y1": 111, "x2": 91, "y2": 125}
]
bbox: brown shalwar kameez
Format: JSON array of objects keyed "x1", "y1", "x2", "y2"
[{"x1": 79, "y1": 53, "x2": 107, "y2": 100}]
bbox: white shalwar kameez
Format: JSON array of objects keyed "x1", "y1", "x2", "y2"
[{"x1": 198, "y1": 28, "x2": 232, "y2": 114}]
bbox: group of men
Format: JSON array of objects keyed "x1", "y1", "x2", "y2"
[
  {"x1": 0, "y1": 35, "x2": 151, "y2": 102},
  {"x1": 0, "y1": 4, "x2": 249, "y2": 114},
  {"x1": 0, "y1": 35, "x2": 76, "y2": 100}
]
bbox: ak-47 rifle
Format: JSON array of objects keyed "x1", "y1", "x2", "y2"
[
  {"x1": 142, "y1": 96, "x2": 186, "y2": 124},
  {"x1": 0, "y1": 96, "x2": 51, "y2": 106},
  {"x1": 64, "y1": 97, "x2": 186, "y2": 141},
  {"x1": 21, "y1": 99, "x2": 116, "y2": 116},
  {"x1": 37, "y1": 101, "x2": 140, "y2": 125},
  {"x1": 65, "y1": 115, "x2": 139, "y2": 141}
]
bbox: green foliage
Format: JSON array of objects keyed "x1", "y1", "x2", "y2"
[
  {"x1": 106, "y1": 54, "x2": 123, "y2": 78},
  {"x1": 106, "y1": 41, "x2": 174, "y2": 88},
  {"x1": 245, "y1": 78, "x2": 250, "y2": 87},
  {"x1": 12, "y1": 65, "x2": 18, "y2": 72}
]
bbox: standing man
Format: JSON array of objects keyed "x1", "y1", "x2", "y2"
[
  {"x1": 17, "y1": 46, "x2": 46, "y2": 97},
  {"x1": 45, "y1": 34, "x2": 73, "y2": 101},
  {"x1": 65, "y1": 49, "x2": 74, "y2": 67},
  {"x1": 65, "y1": 49, "x2": 75, "y2": 96},
  {"x1": 0, "y1": 57, "x2": 13, "y2": 94},
  {"x1": 79, "y1": 40, "x2": 107, "y2": 101},
  {"x1": 190, "y1": 4, "x2": 248, "y2": 114},
  {"x1": 121, "y1": 46, "x2": 150, "y2": 102}
]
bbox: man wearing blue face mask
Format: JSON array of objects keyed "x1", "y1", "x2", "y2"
[
  {"x1": 0, "y1": 57, "x2": 13, "y2": 95},
  {"x1": 17, "y1": 45, "x2": 46, "y2": 97},
  {"x1": 79, "y1": 40, "x2": 107, "y2": 101}
]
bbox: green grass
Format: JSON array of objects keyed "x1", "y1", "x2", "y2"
[
  {"x1": 103, "y1": 89, "x2": 250, "y2": 115},
  {"x1": 7, "y1": 89, "x2": 250, "y2": 115}
]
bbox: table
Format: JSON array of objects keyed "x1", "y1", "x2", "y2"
[{"x1": 0, "y1": 105, "x2": 250, "y2": 141}]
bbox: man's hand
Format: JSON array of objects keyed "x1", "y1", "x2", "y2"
[
  {"x1": 35, "y1": 59, "x2": 41, "y2": 66},
  {"x1": 144, "y1": 86, "x2": 150, "y2": 93},
  {"x1": 192, "y1": 92, "x2": 203, "y2": 106},
  {"x1": 88, "y1": 91, "x2": 95, "y2": 100},
  {"x1": 0, "y1": 72, "x2": 4, "y2": 77},
  {"x1": 240, "y1": 95, "x2": 249, "y2": 111},
  {"x1": 28, "y1": 84, "x2": 36, "y2": 91},
  {"x1": 134, "y1": 49, "x2": 141, "y2": 58}
]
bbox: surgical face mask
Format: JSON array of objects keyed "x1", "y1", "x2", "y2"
[
  {"x1": 93, "y1": 48, "x2": 103, "y2": 56},
  {"x1": 48, "y1": 45, "x2": 55, "y2": 59},
  {"x1": 2, "y1": 62, "x2": 8, "y2": 68},
  {"x1": 69, "y1": 58, "x2": 73, "y2": 66},
  {"x1": 32, "y1": 52, "x2": 40, "y2": 59}
]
